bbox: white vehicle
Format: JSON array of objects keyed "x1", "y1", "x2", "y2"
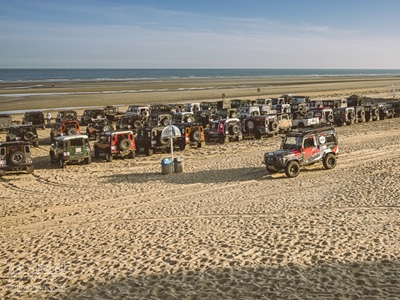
[
  {"x1": 126, "y1": 105, "x2": 150, "y2": 117},
  {"x1": 292, "y1": 111, "x2": 320, "y2": 128},
  {"x1": 172, "y1": 112, "x2": 194, "y2": 124},
  {"x1": 237, "y1": 105, "x2": 260, "y2": 119}
]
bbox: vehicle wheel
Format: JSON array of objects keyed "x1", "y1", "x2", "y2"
[
  {"x1": 50, "y1": 132, "x2": 55, "y2": 143},
  {"x1": 158, "y1": 136, "x2": 169, "y2": 145},
  {"x1": 266, "y1": 166, "x2": 278, "y2": 174},
  {"x1": 128, "y1": 150, "x2": 135, "y2": 159},
  {"x1": 270, "y1": 122, "x2": 278, "y2": 131},
  {"x1": 94, "y1": 147, "x2": 100, "y2": 159},
  {"x1": 105, "y1": 151, "x2": 113, "y2": 162},
  {"x1": 103, "y1": 124, "x2": 113, "y2": 132},
  {"x1": 9, "y1": 151, "x2": 25, "y2": 166},
  {"x1": 67, "y1": 127, "x2": 77, "y2": 135},
  {"x1": 33, "y1": 140, "x2": 39, "y2": 147},
  {"x1": 232, "y1": 125, "x2": 240, "y2": 134},
  {"x1": 26, "y1": 165, "x2": 34, "y2": 174},
  {"x1": 161, "y1": 118, "x2": 170, "y2": 126},
  {"x1": 119, "y1": 138, "x2": 131, "y2": 150},
  {"x1": 133, "y1": 120, "x2": 142, "y2": 128},
  {"x1": 191, "y1": 130, "x2": 201, "y2": 142},
  {"x1": 85, "y1": 156, "x2": 92, "y2": 164},
  {"x1": 205, "y1": 133, "x2": 210, "y2": 142},
  {"x1": 24, "y1": 131, "x2": 35, "y2": 141},
  {"x1": 323, "y1": 153, "x2": 337, "y2": 169},
  {"x1": 335, "y1": 119, "x2": 343, "y2": 127},
  {"x1": 59, "y1": 157, "x2": 65, "y2": 168},
  {"x1": 179, "y1": 142, "x2": 186, "y2": 151},
  {"x1": 298, "y1": 122, "x2": 305, "y2": 128},
  {"x1": 284, "y1": 160, "x2": 300, "y2": 178},
  {"x1": 254, "y1": 130, "x2": 262, "y2": 139},
  {"x1": 218, "y1": 135, "x2": 225, "y2": 144},
  {"x1": 144, "y1": 147, "x2": 153, "y2": 156}
]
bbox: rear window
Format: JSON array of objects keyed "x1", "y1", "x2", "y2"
[{"x1": 71, "y1": 139, "x2": 83, "y2": 147}]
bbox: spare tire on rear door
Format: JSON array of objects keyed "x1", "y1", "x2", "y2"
[
  {"x1": 67, "y1": 127, "x2": 77, "y2": 135},
  {"x1": 24, "y1": 131, "x2": 35, "y2": 141},
  {"x1": 191, "y1": 130, "x2": 201, "y2": 142},
  {"x1": 9, "y1": 151, "x2": 25, "y2": 166},
  {"x1": 119, "y1": 138, "x2": 131, "y2": 150},
  {"x1": 229, "y1": 124, "x2": 240, "y2": 135},
  {"x1": 269, "y1": 121, "x2": 278, "y2": 131}
]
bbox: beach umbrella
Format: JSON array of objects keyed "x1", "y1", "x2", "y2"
[{"x1": 161, "y1": 122, "x2": 181, "y2": 163}]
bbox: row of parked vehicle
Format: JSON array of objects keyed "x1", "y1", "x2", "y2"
[{"x1": 0, "y1": 93, "x2": 399, "y2": 176}]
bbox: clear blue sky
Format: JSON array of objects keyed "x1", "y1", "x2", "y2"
[{"x1": 1, "y1": 0, "x2": 400, "y2": 68}]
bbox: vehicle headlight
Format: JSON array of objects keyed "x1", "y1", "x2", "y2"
[{"x1": 63, "y1": 152, "x2": 70, "y2": 156}]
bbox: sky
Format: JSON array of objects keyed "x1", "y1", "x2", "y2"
[{"x1": 1, "y1": 0, "x2": 400, "y2": 68}]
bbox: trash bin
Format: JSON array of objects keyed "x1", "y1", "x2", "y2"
[
  {"x1": 161, "y1": 158, "x2": 173, "y2": 175},
  {"x1": 173, "y1": 157, "x2": 184, "y2": 173}
]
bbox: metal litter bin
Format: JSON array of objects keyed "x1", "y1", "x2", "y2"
[
  {"x1": 173, "y1": 157, "x2": 184, "y2": 173},
  {"x1": 161, "y1": 158, "x2": 173, "y2": 175}
]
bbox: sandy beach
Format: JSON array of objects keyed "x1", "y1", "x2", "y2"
[{"x1": 1, "y1": 76, "x2": 400, "y2": 299}]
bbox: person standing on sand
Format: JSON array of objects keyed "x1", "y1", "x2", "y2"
[{"x1": 46, "y1": 112, "x2": 52, "y2": 126}]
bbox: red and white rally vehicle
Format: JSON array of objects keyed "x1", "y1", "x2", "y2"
[{"x1": 263, "y1": 126, "x2": 339, "y2": 178}]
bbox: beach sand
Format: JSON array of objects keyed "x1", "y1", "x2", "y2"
[{"x1": 1, "y1": 76, "x2": 400, "y2": 299}]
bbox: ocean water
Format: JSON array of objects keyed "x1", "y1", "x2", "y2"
[{"x1": 1, "y1": 68, "x2": 400, "y2": 83}]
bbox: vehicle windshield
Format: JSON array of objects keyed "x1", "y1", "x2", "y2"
[{"x1": 282, "y1": 136, "x2": 302, "y2": 150}]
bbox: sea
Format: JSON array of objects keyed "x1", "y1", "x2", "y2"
[
  {"x1": 1, "y1": 68, "x2": 400, "y2": 82},
  {"x1": 1, "y1": 68, "x2": 400, "y2": 114}
]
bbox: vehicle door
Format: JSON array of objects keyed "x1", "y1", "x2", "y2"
[{"x1": 302, "y1": 135, "x2": 320, "y2": 162}]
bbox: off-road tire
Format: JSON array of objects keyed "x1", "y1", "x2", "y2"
[
  {"x1": 270, "y1": 122, "x2": 278, "y2": 131},
  {"x1": 103, "y1": 124, "x2": 113, "y2": 132},
  {"x1": 158, "y1": 136, "x2": 169, "y2": 145},
  {"x1": 335, "y1": 119, "x2": 343, "y2": 127},
  {"x1": 144, "y1": 147, "x2": 153, "y2": 156},
  {"x1": 33, "y1": 140, "x2": 39, "y2": 147},
  {"x1": 133, "y1": 120, "x2": 142, "y2": 128},
  {"x1": 284, "y1": 160, "x2": 301, "y2": 178},
  {"x1": 94, "y1": 147, "x2": 100, "y2": 159},
  {"x1": 119, "y1": 138, "x2": 131, "y2": 151},
  {"x1": 105, "y1": 151, "x2": 113, "y2": 162},
  {"x1": 59, "y1": 157, "x2": 65, "y2": 168},
  {"x1": 9, "y1": 151, "x2": 25, "y2": 166},
  {"x1": 128, "y1": 150, "x2": 135, "y2": 159},
  {"x1": 179, "y1": 142, "x2": 186, "y2": 151},
  {"x1": 298, "y1": 122, "x2": 305, "y2": 128},
  {"x1": 26, "y1": 165, "x2": 34, "y2": 174},
  {"x1": 323, "y1": 153, "x2": 337, "y2": 169},
  {"x1": 218, "y1": 135, "x2": 225, "y2": 144},
  {"x1": 24, "y1": 131, "x2": 35, "y2": 141},
  {"x1": 85, "y1": 156, "x2": 92, "y2": 164},
  {"x1": 161, "y1": 118, "x2": 170, "y2": 126},
  {"x1": 67, "y1": 127, "x2": 77, "y2": 135},
  {"x1": 254, "y1": 130, "x2": 262, "y2": 139},
  {"x1": 191, "y1": 130, "x2": 201, "y2": 142}
]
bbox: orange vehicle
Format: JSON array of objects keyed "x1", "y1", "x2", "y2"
[{"x1": 50, "y1": 120, "x2": 81, "y2": 143}]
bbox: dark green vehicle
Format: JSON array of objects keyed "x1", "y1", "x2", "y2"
[
  {"x1": 50, "y1": 135, "x2": 92, "y2": 168},
  {"x1": 0, "y1": 141, "x2": 34, "y2": 176}
]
